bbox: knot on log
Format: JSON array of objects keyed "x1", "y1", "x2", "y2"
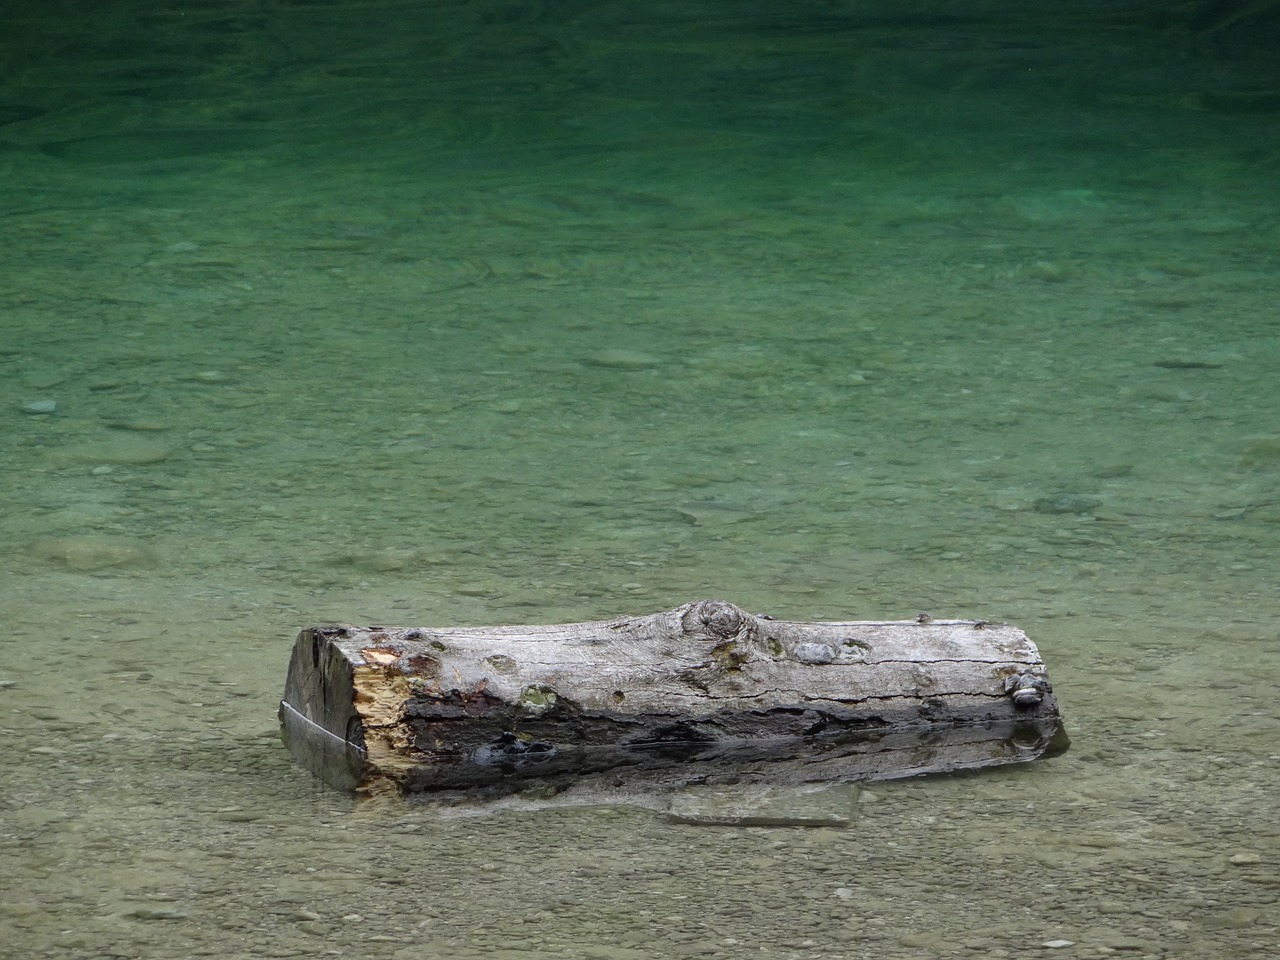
[
  {"x1": 680, "y1": 599, "x2": 754, "y2": 642},
  {"x1": 1003, "y1": 671, "x2": 1053, "y2": 707}
]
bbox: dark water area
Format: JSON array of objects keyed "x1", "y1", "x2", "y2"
[{"x1": 2, "y1": 2, "x2": 1278, "y2": 957}]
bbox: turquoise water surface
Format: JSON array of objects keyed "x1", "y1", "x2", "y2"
[{"x1": 3, "y1": 1, "x2": 1278, "y2": 957}]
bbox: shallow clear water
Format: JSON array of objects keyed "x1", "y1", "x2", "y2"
[{"x1": 2, "y1": 1, "x2": 1278, "y2": 957}]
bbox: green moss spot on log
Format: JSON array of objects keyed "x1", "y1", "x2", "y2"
[
  {"x1": 519, "y1": 685, "x2": 558, "y2": 715},
  {"x1": 710, "y1": 640, "x2": 751, "y2": 671},
  {"x1": 485, "y1": 654, "x2": 518, "y2": 675}
]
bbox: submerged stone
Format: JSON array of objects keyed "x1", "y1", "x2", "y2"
[{"x1": 27, "y1": 535, "x2": 160, "y2": 572}]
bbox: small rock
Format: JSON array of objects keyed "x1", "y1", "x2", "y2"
[
  {"x1": 1106, "y1": 935, "x2": 1156, "y2": 950},
  {"x1": 1240, "y1": 438, "x2": 1280, "y2": 467},
  {"x1": 1153, "y1": 358, "x2": 1221, "y2": 369},
  {"x1": 50, "y1": 437, "x2": 170, "y2": 465},
  {"x1": 1229, "y1": 852, "x2": 1262, "y2": 865},
  {"x1": 1033, "y1": 493, "x2": 1102, "y2": 515},
  {"x1": 102, "y1": 419, "x2": 171, "y2": 432},
  {"x1": 1042, "y1": 940, "x2": 1074, "y2": 949},
  {"x1": 1206, "y1": 906, "x2": 1261, "y2": 929},
  {"x1": 349, "y1": 548, "x2": 423, "y2": 573},
  {"x1": 584, "y1": 349, "x2": 662, "y2": 370},
  {"x1": 125, "y1": 907, "x2": 188, "y2": 920},
  {"x1": 1028, "y1": 260, "x2": 1072, "y2": 282},
  {"x1": 22, "y1": 399, "x2": 57, "y2": 415},
  {"x1": 897, "y1": 932, "x2": 943, "y2": 949},
  {"x1": 28, "y1": 536, "x2": 160, "y2": 572}
]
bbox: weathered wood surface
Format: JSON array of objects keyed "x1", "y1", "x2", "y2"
[{"x1": 279, "y1": 598, "x2": 1067, "y2": 798}]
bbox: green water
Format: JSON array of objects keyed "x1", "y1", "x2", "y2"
[{"x1": 3, "y1": 0, "x2": 1278, "y2": 956}]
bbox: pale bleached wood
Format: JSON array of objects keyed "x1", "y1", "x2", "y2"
[{"x1": 279, "y1": 598, "x2": 1065, "y2": 797}]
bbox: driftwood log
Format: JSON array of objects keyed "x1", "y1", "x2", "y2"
[{"x1": 279, "y1": 599, "x2": 1067, "y2": 801}]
